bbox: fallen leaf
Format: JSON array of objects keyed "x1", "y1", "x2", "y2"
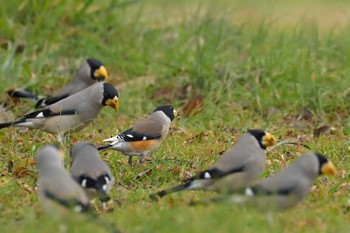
[
  {"x1": 27, "y1": 157, "x2": 36, "y2": 166},
  {"x1": 12, "y1": 166, "x2": 34, "y2": 178},
  {"x1": 314, "y1": 125, "x2": 336, "y2": 137},
  {"x1": 182, "y1": 95, "x2": 204, "y2": 117},
  {"x1": 171, "y1": 166, "x2": 181, "y2": 174}
]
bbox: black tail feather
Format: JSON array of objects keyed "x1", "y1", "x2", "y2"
[
  {"x1": 149, "y1": 183, "x2": 190, "y2": 201},
  {"x1": 97, "y1": 145, "x2": 112, "y2": 151},
  {"x1": 0, "y1": 121, "x2": 23, "y2": 129},
  {"x1": 7, "y1": 89, "x2": 38, "y2": 100}
]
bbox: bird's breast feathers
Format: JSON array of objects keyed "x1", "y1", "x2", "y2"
[{"x1": 129, "y1": 139, "x2": 163, "y2": 152}]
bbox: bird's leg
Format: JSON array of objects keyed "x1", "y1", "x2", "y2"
[
  {"x1": 128, "y1": 156, "x2": 133, "y2": 166},
  {"x1": 139, "y1": 155, "x2": 147, "y2": 164}
]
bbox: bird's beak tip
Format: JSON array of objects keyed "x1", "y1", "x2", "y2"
[{"x1": 322, "y1": 161, "x2": 336, "y2": 175}]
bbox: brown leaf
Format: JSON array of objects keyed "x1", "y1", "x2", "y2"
[
  {"x1": 157, "y1": 166, "x2": 166, "y2": 171},
  {"x1": 27, "y1": 157, "x2": 36, "y2": 166},
  {"x1": 314, "y1": 125, "x2": 336, "y2": 137},
  {"x1": 182, "y1": 95, "x2": 204, "y2": 117},
  {"x1": 12, "y1": 166, "x2": 33, "y2": 178},
  {"x1": 171, "y1": 166, "x2": 181, "y2": 174}
]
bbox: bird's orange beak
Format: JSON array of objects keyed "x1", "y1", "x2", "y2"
[
  {"x1": 106, "y1": 96, "x2": 119, "y2": 112},
  {"x1": 94, "y1": 66, "x2": 109, "y2": 81}
]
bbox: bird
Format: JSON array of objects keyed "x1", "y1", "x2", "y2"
[
  {"x1": 98, "y1": 105, "x2": 179, "y2": 166},
  {"x1": 7, "y1": 58, "x2": 109, "y2": 108},
  {"x1": 149, "y1": 129, "x2": 277, "y2": 200},
  {"x1": 200, "y1": 151, "x2": 336, "y2": 211},
  {"x1": 70, "y1": 141, "x2": 115, "y2": 208},
  {"x1": 36, "y1": 145, "x2": 91, "y2": 215},
  {"x1": 0, "y1": 82, "x2": 119, "y2": 141}
]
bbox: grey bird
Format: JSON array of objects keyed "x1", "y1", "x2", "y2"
[
  {"x1": 149, "y1": 129, "x2": 277, "y2": 200},
  {"x1": 36, "y1": 145, "x2": 90, "y2": 215},
  {"x1": 205, "y1": 151, "x2": 336, "y2": 211},
  {"x1": 70, "y1": 142, "x2": 115, "y2": 207},
  {"x1": 7, "y1": 58, "x2": 109, "y2": 108},
  {"x1": 0, "y1": 82, "x2": 119, "y2": 140},
  {"x1": 98, "y1": 105, "x2": 179, "y2": 166}
]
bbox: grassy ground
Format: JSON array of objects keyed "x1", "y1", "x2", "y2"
[{"x1": 1, "y1": 0, "x2": 350, "y2": 232}]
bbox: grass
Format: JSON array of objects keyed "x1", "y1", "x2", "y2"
[{"x1": 0, "y1": 0, "x2": 350, "y2": 232}]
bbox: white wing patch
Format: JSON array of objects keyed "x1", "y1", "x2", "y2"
[
  {"x1": 103, "y1": 134, "x2": 125, "y2": 143},
  {"x1": 74, "y1": 205, "x2": 83, "y2": 212},
  {"x1": 36, "y1": 112, "x2": 44, "y2": 118},
  {"x1": 204, "y1": 172, "x2": 211, "y2": 179},
  {"x1": 81, "y1": 179, "x2": 87, "y2": 188},
  {"x1": 104, "y1": 176, "x2": 110, "y2": 183},
  {"x1": 126, "y1": 134, "x2": 134, "y2": 138},
  {"x1": 102, "y1": 184, "x2": 107, "y2": 191},
  {"x1": 245, "y1": 187, "x2": 255, "y2": 197}
]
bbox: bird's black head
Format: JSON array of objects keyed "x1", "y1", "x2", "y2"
[
  {"x1": 87, "y1": 58, "x2": 108, "y2": 81},
  {"x1": 247, "y1": 129, "x2": 277, "y2": 149},
  {"x1": 315, "y1": 152, "x2": 336, "y2": 175},
  {"x1": 102, "y1": 83, "x2": 119, "y2": 112},
  {"x1": 153, "y1": 105, "x2": 178, "y2": 121}
]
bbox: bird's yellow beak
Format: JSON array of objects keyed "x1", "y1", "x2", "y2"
[
  {"x1": 321, "y1": 161, "x2": 336, "y2": 175},
  {"x1": 94, "y1": 66, "x2": 109, "y2": 81},
  {"x1": 173, "y1": 109, "x2": 180, "y2": 118},
  {"x1": 262, "y1": 133, "x2": 278, "y2": 147},
  {"x1": 106, "y1": 96, "x2": 119, "y2": 112}
]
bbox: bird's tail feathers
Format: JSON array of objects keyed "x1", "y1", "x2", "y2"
[
  {"x1": 0, "y1": 120, "x2": 24, "y2": 129},
  {"x1": 97, "y1": 144, "x2": 113, "y2": 151},
  {"x1": 149, "y1": 183, "x2": 191, "y2": 201},
  {"x1": 103, "y1": 134, "x2": 123, "y2": 143},
  {"x1": 7, "y1": 89, "x2": 39, "y2": 100}
]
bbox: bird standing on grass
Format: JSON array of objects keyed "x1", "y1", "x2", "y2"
[
  {"x1": 36, "y1": 145, "x2": 91, "y2": 215},
  {"x1": 202, "y1": 152, "x2": 336, "y2": 211},
  {"x1": 98, "y1": 105, "x2": 179, "y2": 166},
  {"x1": 7, "y1": 58, "x2": 109, "y2": 108},
  {"x1": 70, "y1": 142, "x2": 115, "y2": 208},
  {"x1": 0, "y1": 82, "x2": 119, "y2": 141},
  {"x1": 149, "y1": 129, "x2": 277, "y2": 200}
]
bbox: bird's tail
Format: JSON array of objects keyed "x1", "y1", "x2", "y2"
[
  {"x1": 149, "y1": 183, "x2": 190, "y2": 201},
  {"x1": 97, "y1": 144, "x2": 113, "y2": 151},
  {"x1": 7, "y1": 89, "x2": 38, "y2": 100},
  {"x1": 0, "y1": 121, "x2": 23, "y2": 129}
]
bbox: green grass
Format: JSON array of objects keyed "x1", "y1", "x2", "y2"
[{"x1": 1, "y1": 0, "x2": 350, "y2": 232}]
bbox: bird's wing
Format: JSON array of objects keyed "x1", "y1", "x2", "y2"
[
  {"x1": 22, "y1": 108, "x2": 77, "y2": 120},
  {"x1": 35, "y1": 94, "x2": 70, "y2": 108},
  {"x1": 183, "y1": 166, "x2": 245, "y2": 183}
]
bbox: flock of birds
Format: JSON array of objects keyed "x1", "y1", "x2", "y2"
[{"x1": 1, "y1": 58, "x2": 336, "y2": 221}]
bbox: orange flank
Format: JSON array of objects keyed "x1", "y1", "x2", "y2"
[{"x1": 129, "y1": 139, "x2": 162, "y2": 152}]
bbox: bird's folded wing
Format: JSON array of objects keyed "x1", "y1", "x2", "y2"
[
  {"x1": 248, "y1": 183, "x2": 295, "y2": 196},
  {"x1": 22, "y1": 108, "x2": 77, "y2": 119},
  {"x1": 35, "y1": 94, "x2": 70, "y2": 108},
  {"x1": 114, "y1": 128, "x2": 162, "y2": 142},
  {"x1": 44, "y1": 190, "x2": 90, "y2": 211},
  {"x1": 183, "y1": 166, "x2": 245, "y2": 183}
]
